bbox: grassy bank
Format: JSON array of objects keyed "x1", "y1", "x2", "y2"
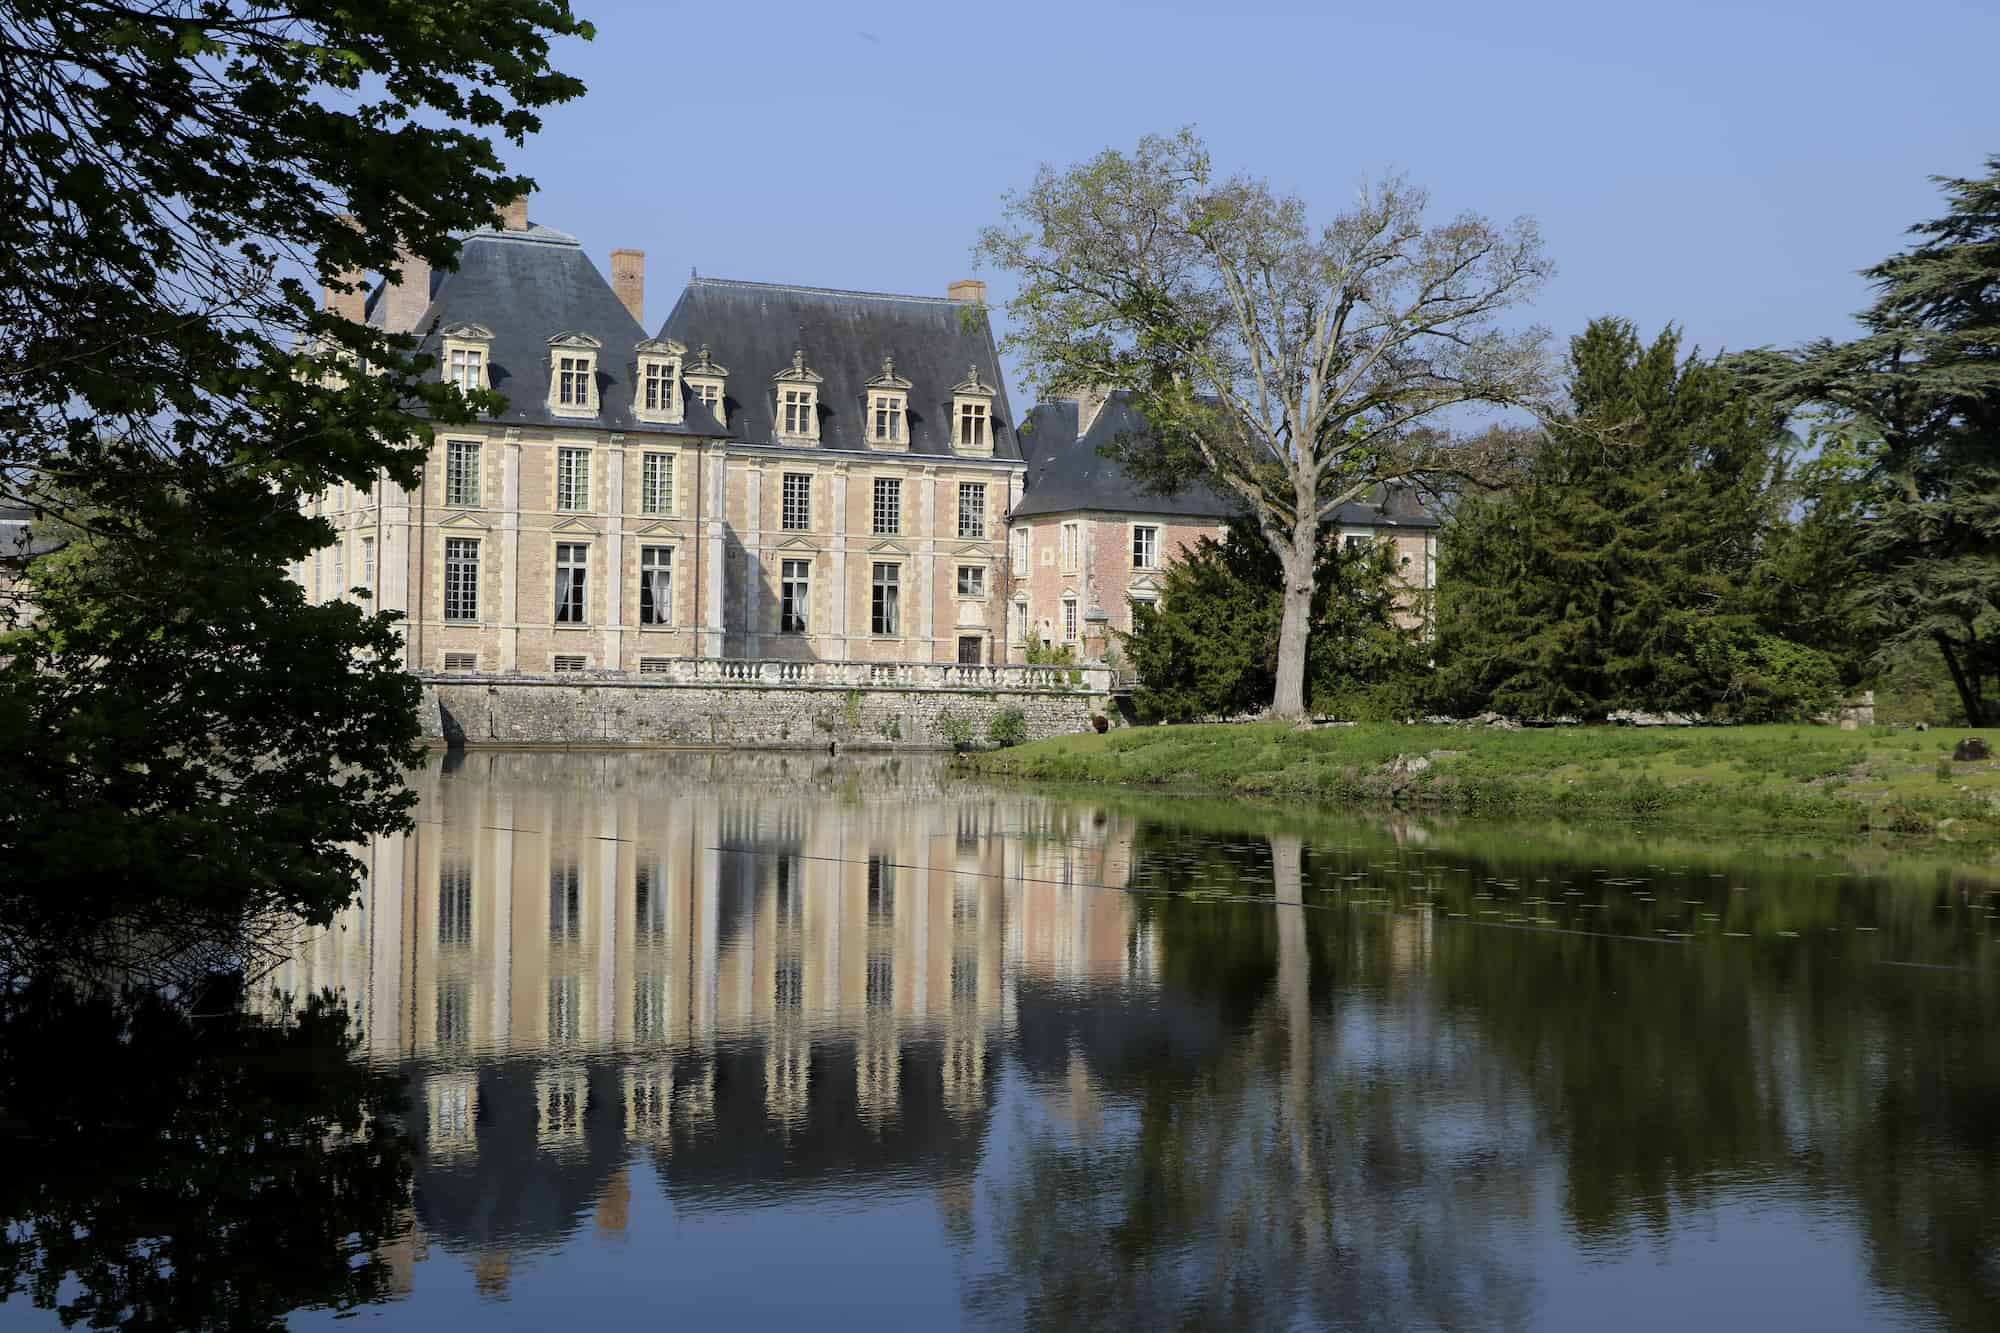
[{"x1": 972, "y1": 722, "x2": 2000, "y2": 837}]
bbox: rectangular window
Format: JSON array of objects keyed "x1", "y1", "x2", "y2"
[
  {"x1": 444, "y1": 537, "x2": 479, "y2": 621},
  {"x1": 1344, "y1": 533, "x2": 1371, "y2": 552},
  {"x1": 957, "y1": 636, "x2": 983, "y2": 666},
  {"x1": 957, "y1": 566, "x2": 985, "y2": 599},
  {"x1": 641, "y1": 452, "x2": 674, "y2": 514},
  {"x1": 554, "y1": 542, "x2": 587, "y2": 623},
  {"x1": 872, "y1": 394, "x2": 903, "y2": 442},
  {"x1": 447, "y1": 348, "x2": 483, "y2": 393},
  {"x1": 781, "y1": 472, "x2": 811, "y2": 530},
  {"x1": 871, "y1": 563, "x2": 900, "y2": 636},
  {"x1": 360, "y1": 536, "x2": 374, "y2": 593},
  {"x1": 556, "y1": 448, "x2": 590, "y2": 512},
  {"x1": 1062, "y1": 598, "x2": 1078, "y2": 643},
  {"x1": 445, "y1": 440, "x2": 480, "y2": 507},
  {"x1": 1129, "y1": 594, "x2": 1156, "y2": 630},
  {"x1": 639, "y1": 546, "x2": 673, "y2": 626},
  {"x1": 782, "y1": 388, "x2": 813, "y2": 436},
  {"x1": 1132, "y1": 524, "x2": 1159, "y2": 569},
  {"x1": 695, "y1": 381, "x2": 722, "y2": 422},
  {"x1": 872, "y1": 477, "x2": 900, "y2": 536},
  {"x1": 780, "y1": 559, "x2": 810, "y2": 633},
  {"x1": 1011, "y1": 526, "x2": 1028, "y2": 574},
  {"x1": 331, "y1": 539, "x2": 343, "y2": 595},
  {"x1": 643, "y1": 361, "x2": 675, "y2": 412},
  {"x1": 1061, "y1": 521, "x2": 1081, "y2": 573},
  {"x1": 957, "y1": 401, "x2": 988, "y2": 447},
  {"x1": 957, "y1": 482, "x2": 986, "y2": 538},
  {"x1": 558, "y1": 356, "x2": 590, "y2": 407}
]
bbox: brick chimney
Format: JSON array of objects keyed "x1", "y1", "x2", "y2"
[
  {"x1": 1072, "y1": 384, "x2": 1111, "y2": 437},
  {"x1": 322, "y1": 267, "x2": 367, "y2": 325},
  {"x1": 610, "y1": 249, "x2": 644, "y2": 324},
  {"x1": 496, "y1": 191, "x2": 530, "y2": 231},
  {"x1": 321, "y1": 212, "x2": 368, "y2": 324},
  {"x1": 947, "y1": 278, "x2": 987, "y2": 304},
  {"x1": 380, "y1": 243, "x2": 431, "y2": 334}
]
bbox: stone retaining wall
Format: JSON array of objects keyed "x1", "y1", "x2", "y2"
[{"x1": 419, "y1": 674, "x2": 1111, "y2": 750}]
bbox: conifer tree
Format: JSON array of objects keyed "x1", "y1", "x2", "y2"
[{"x1": 1737, "y1": 160, "x2": 2000, "y2": 724}]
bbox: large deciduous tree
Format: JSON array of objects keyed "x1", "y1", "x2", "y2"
[
  {"x1": 1736, "y1": 159, "x2": 2000, "y2": 724},
  {"x1": 977, "y1": 129, "x2": 1552, "y2": 717},
  {"x1": 0, "y1": 0, "x2": 590, "y2": 982}
]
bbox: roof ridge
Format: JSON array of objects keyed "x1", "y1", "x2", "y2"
[{"x1": 688, "y1": 275, "x2": 969, "y2": 306}]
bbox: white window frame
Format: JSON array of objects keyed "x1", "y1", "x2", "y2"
[
  {"x1": 957, "y1": 482, "x2": 987, "y2": 539},
  {"x1": 638, "y1": 545, "x2": 673, "y2": 626},
  {"x1": 780, "y1": 558, "x2": 811, "y2": 634},
  {"x1": 443, "y1": 537, "x2": 479, "y2": 622},
  {"x1": 781, "y1": 472, "x2": 811, "y2": 531},
  {"x1": 633, "y1": 339, "x2": 686, "y2": 424},
  {"x1": 1061, "y1": 596, "x2": 1078, "y2": 643},
  {"x1": 870, "y1": 392, "x2": 905, "y2": 445},
  {"x1": 556, "y1": 447, "x2": 591, "y2": 512},
  {"x1": 445, "y1": 439, "x2": 481, "y2": 508},
  {"x1": 360, "y1": 535, "x2": 374, "y2": 595},
  {"x1": 957, "y1": 565, "x2": 986, "y2": 599},
  {"x1": 547, "y1": 333, "x2": 602, "y2": 418},
  {"x1": 640, "y1": 451, "x2": 675, "y2": 515},
  {"x1": 772, "y1": 349, "x2": 824, "y2": 444},
  {"x1": 554, "y1": 542, "x2": 588, "y2": 624},
  {"x1": 1132, "y1": 523, "x2": 1159, "y2": 570},
  {"x1": 1061, "y1": 521, "x2": 1081, "y2": 573},
  {"x1": 871, "y1": 562, "x2": 901, "y2": 636},
  {"x1": 440, "y1": 324, "x2": 493, "y2": 395},
  {"x1": 872, "y1": 476, "x2": 901, "y2": 536},
  {"x1": 1010, "y1": 526, "x2": 1028, "y2": 575},
  {"x1": 956, "y1": 400, "x2": 989, "y2": 449}
]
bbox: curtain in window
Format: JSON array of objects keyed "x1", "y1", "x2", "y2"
[{"x1": 647, "y1": 566, "x2": 671, "y2": 621}]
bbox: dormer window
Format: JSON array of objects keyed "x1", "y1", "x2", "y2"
[
  {"x1": 633, "y1": 337, "x2": 686, "y2": 425},
  {"x1": 865, "y1": 355, "x2": 912, "y2": 450},
  {"x1": 547, "y1": 332, "x2": 602, "y2": 418},
  {"x1": 951, "y1": 364, "x2": 996, "y2": 455},
  {"x1": 685, "y1": 343, "x2": 729, "y2": 428},
  {"x1": 440, "y1": 323, "x2": 494, "y2": 395},
  {"x1": 771, "y1": 347, "x2": 823, "y2": 445}
]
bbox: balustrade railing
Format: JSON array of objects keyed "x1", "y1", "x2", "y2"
[{"x1": 434, "y1": 657, "x2": 1112, "y2": 692}]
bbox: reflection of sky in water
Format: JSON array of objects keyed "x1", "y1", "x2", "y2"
[{"x1": 232, "y1": 751, "x2": 2000, "y2": 1331}]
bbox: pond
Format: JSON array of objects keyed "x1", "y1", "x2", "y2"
[{"x1": 4, "y1": 751, "x2": 1998, "y2": 1330}]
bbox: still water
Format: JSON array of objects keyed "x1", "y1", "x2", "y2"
[{"x1": 7, "y1": 750, "x2": 1999, "y2": 1330}]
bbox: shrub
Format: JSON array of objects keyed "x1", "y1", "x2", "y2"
[
  {"x1": 935, "y1": 708, "x2": 974, "y2": 751},
  {"x1": 988, "y1": 707, "x2": 1029, "y2": 748}
]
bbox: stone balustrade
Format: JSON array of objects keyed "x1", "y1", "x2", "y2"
[{"x1": 445, "y1": 657, "x2": 1114, "y2": 694}]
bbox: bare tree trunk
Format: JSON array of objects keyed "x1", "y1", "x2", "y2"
[{"x1": 1271, "y1": 534, "x2": 1315, "y2": 719}]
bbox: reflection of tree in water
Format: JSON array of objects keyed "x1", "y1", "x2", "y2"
[
  {"x1": 0, "y1": 978, "x2": 411, "y2": 1331},
  {"x1": 968, "y1": 833, "x2": 1539, "y2": 1331}
]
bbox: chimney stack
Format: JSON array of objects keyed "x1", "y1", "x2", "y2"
[
  {"x1": 496, "y1": 191, "x2": 530, "y2": 232},
  {"x1": 610, "y1": 249, "x2": 645, "y2": 324},
  {"x1": 381, "y1": 243, "x2": 431, "y2": 334},
  {"x1": 1072, "y1": 384, "x2": 1111, "y2": 437},
  {"x1": 321, "y1": 213, "x2": 368, "y2": 324},
  {"x1": 947, "y1": 278, "x2": 987, "y2": 304}
]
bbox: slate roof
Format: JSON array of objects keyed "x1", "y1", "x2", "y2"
[
  {"x1": 1011, "y1": 390, "x2": 1439, "y2": 529},
  {"x1": 657, "y1": 277, "x2": 1024, "y2": 461},
  {"x1": 366, "y1": 224, "x2": 729, "y2": 439}
]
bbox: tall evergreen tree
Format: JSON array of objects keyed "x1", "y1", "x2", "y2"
[
  {"x1": 1437, "y1": 318, "x2": 1824, "y2": 720},
  {"x1": 1737, "y1": 160, "x2": 2000, "y2": 724}
]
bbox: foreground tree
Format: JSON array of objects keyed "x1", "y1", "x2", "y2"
[
  {"x1": 1736, "y1": 160, "x2": 2000, "y2": 724},
  {"x1": 1121, "y1": 520, "x2": 1422, "y2": 722},
  {"x1": 1435, "y1": 318, "x2": 1834, "y2": 721},
  {"x1": 0, "y1": 1, "x2": 589, "y2": 980},
  {"x1": 978, "y1": 129, "x2": 1551, "y2": 717}
]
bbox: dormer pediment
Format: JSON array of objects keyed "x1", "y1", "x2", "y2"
[
  {"x1": 771, "y1": 347, "x2": 824, "y2": 385},
  {"x1": 548, "y1": 331, "x2": 603, "y2": 351},
  {"x1": 440, "y1": 322, "x2": 494, "y2": 343},
  {"x1": 686, "y1": 344, "x2": 730, "y2": 379},
  {"x1": 630, "y1": 520, "x2": 684, "y2": 538},
  {"x1": 868, "y1": 539, "x2": 909, "y2": 556},
  {"x1": 438, "y1": 511, "x2": 492, "y2": 529},
  {"x1": 550, "y1": 516, "x2": 601, "y2": 534},
  {"x1": 951, "y1": 364, "x2": 996, "y2": 398},
  {"x1": 866, "y1": 355, "x2": 912, "y2": 392},
  {"x1": 775, "y1": 534, "x2": 818, "y2": 552},
  {"x1": 635, "y1": 336, "x2": 686, "y2": 358}
]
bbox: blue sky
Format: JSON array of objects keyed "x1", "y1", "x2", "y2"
[{"x1": 500, "y1": 0, "x2": 1996, "y2": 403}]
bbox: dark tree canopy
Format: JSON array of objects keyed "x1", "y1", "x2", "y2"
[
  {"x1": 1736, "y1": 158, "x2": 2000, "y2": 723},
  {"x1": 0, "y1": 1, "x2": 589, "y2": 979},
  {"x1": 1434, "y1": 318, "x2": 1836, "y2": 721}
]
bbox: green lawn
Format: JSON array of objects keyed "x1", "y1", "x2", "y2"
[{"x1": 972, "y1": 721, "x2": 2000, "y2": 837}]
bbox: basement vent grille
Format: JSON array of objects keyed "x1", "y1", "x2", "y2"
[
  {"x1": 639, "y1": 657, "x2": 670, "y2": 674},
  {"x1": 552, "y1": 655, "x2": 588, "y2": 673},
  {"x1": 442, "y1": 653, "x2": 478, "y2": 673}
]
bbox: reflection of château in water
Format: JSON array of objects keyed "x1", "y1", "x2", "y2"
[{"x1": 264, "y1": 752, "x2": 1158, "y2": 1271}]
